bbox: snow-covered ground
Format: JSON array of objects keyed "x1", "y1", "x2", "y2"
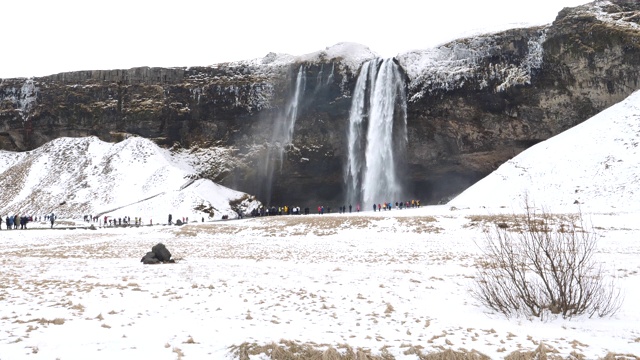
[
  {"x1": 1, "y1": 91, "x2": 640, "y2": 359},
  {"x1": 0, "y1": 206, "x2": 638, "y2": 359}
]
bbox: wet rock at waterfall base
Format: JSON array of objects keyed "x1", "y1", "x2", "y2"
[{"x1": 141, "y1": 243, "x2": 175, "y2": 264}]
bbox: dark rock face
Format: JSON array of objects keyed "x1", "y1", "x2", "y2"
[{"x1": 2, "y1": 1, "x2": 640, "y2": 206}]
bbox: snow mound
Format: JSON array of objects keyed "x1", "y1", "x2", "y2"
[
  {"x1": 0, "y1": 136, "x2": 260, "y2": 221},
  {"x1": 449, "y1": 90, "x2": 640, "y2": 213}
]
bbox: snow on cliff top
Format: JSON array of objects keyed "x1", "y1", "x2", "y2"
[
  {"x1": 297, "y1": 42, "x2": 378, "y2": 72},
  {"x1": 396, "y1": 1, "x2": 640, "y2": 100},
  {"x1": 396, "y1": 26, "x2": 547, "y2": 101},
  {"x1": 449, "y1": 89, "x2": 640, "y2": 213},
  {"x1": 584, "y1": 0, "x2": 640, "y2": 30},
  {"x1": 226, "y1": 42, "x2": 377, "y2": 73}
]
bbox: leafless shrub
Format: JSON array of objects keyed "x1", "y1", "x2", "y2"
[{"x1": 472, "y1": 200, "x2": 622, "y2": 319}]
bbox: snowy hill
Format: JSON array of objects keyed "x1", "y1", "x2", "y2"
[
  {"x1": 0, "y1": 136, "x2": 260, "y2": 221},
  {"x1": 449, "y1": 90, "x2": 640, "y2": 212}
]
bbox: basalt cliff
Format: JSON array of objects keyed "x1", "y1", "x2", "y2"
[{"x1": 1, "y1": 1, "x2": 639, "y2": 207}]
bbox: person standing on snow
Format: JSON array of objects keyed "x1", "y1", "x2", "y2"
[{"x1": 50, "y1": 213, "x2": 55, "y2": 228}]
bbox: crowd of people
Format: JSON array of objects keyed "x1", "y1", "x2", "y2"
[
  {"x1": 249, "y1": 200, "x2": 421, "y2": 217},
  {"x1": 99, "y1": 215, "x2": 147, "y2": 227},
  {"x1": 373, "y1": 200, "x2": 421, "y2": 211},
  {"x1": 95, "y1": 214, "x2": 201, "y2": 227},
  {"x1": 1, "y1": 213, "x2": 57, "y2": 230},
  {"x1": 2, "y1": 199, "x2": 423, "y2": 229},
  {"x1": 84, "y1": 215, "x2": 167, "y2": 227}
]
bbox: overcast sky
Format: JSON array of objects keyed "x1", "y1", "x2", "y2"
[{"x1": 2, "y1": 0, "x2": 589, "y2": 79}]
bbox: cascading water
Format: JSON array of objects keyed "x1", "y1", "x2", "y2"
[
  {"x1": 345, "y1": 58, "x2": 407, "y2": 208},
  {"x1": 275, "y1": 65, "x2": 307, "y2": 168},
  {"x1": 345, "y1": 60, "x2": 376, "y2": 206},
  {"x1": 257, "y1": 65, "x2": 307, "y2": 203}
]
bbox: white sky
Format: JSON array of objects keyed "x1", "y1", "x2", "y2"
[{"x1": 1, "y1": 0, "x2": 589, "y2": 78}]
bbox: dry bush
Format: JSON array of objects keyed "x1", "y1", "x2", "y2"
[{"x1": 472, "y1": 200, "x2": 622, "y2": 319}]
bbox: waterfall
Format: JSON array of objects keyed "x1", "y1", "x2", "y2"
[
  {"x1": 257, "y1": 65, "x2": 307, "y2": 203},
  {"x1": 345, "y1": 60, "x2": 376, "y2": 206},
  {"x1": 276, "y1": 65, "x2": 307, "y2": 168},
  {"x1": 345, "y1": 58, "x2": 407, "y2": 209}
]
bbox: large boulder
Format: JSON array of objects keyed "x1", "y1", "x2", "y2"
[
  {"x1": 141, "y1": 251, "x2": 159, "y2": 264},
  {"x1": 141, "y1": 243, "x2": 173, "y2": 264},
  {"x1": 151, "y1": 243, "x2": 172, "y2": 262}
]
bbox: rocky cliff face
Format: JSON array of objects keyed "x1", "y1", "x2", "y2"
[
  {"x1": 1, "y1": 1, "x2": 639, "y2": 207},
  {"x1": 400, "y1": 0, "x2": 640, "y2": 203}
]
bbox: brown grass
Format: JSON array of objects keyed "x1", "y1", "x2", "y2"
[
  {"x1": 504, "y1": 343, "x2": 562, "y2": 360},
  {"x1": 229, "y1": 340, "x2": 393, "y2": 360},
  {"x1": 183, "y1": 336, "x2": 197, "y2": 344},
  {"x1": 465, "y1": 213, "x2": 581, "y2": 233},
  {"x1": 601, "y1": 353, "x2": 640, "y2": 360},
  {"x1": 176, "y1": 214, "x2": 441, "y2": 238},
  {"x1": 384, "y1": 303, "x2": 395, "y2": 314},
  {"x1": 31, "y1": 318, "x2": 65, "y2": 325},
  {"x1": 229, "y1": 340, "x2": 496, "y2": 360},
  {"x1": 396, "y1": 216, "x2": 442, "y2": 234},
  {"x1": 228, "y1": 339, "x2": 639, "y2": 359},
  {"x1": 172, "y1": 346, "x2": 184, "y2": 359}
]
